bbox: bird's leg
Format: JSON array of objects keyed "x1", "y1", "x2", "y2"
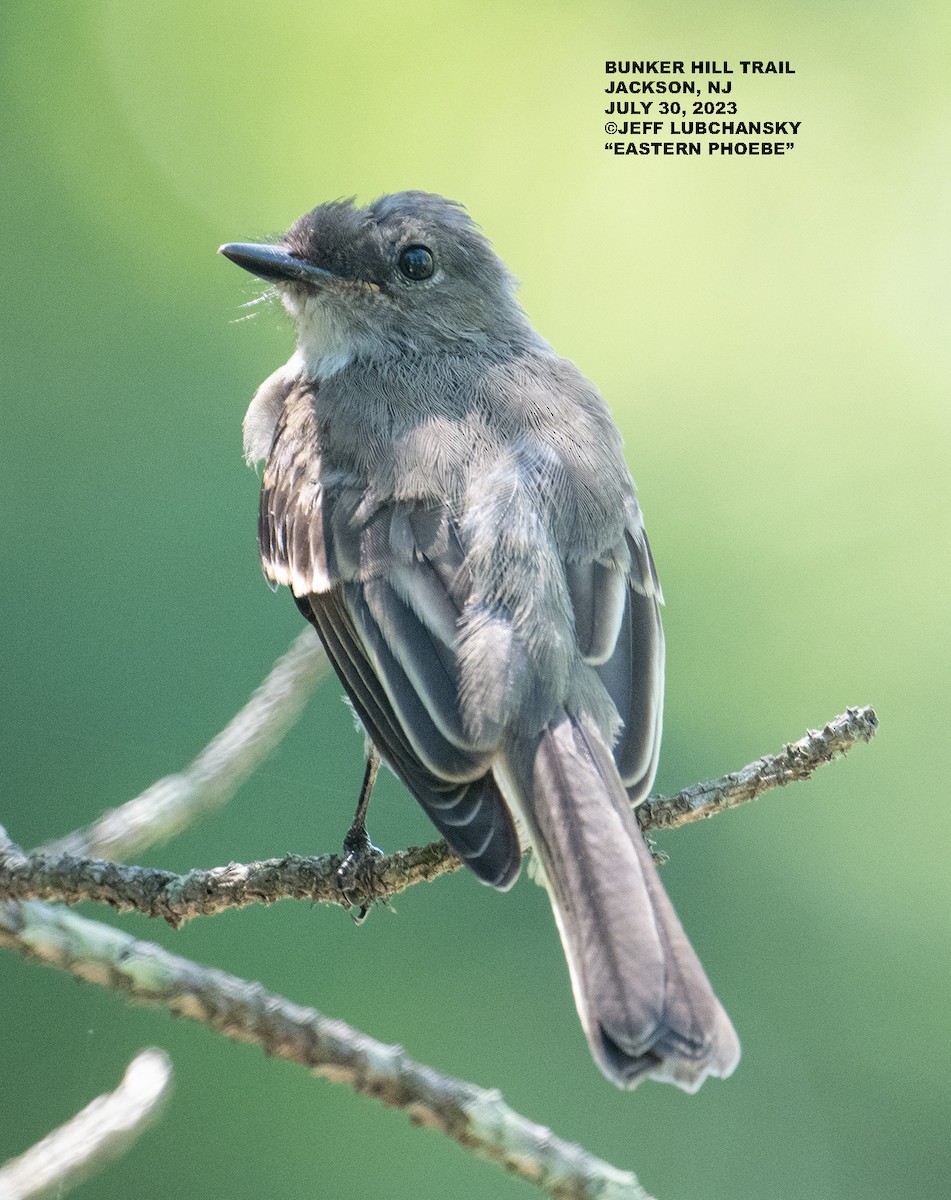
[
  {"x1": 336, "y1": 747, "x2": 383, "y2": 921},
  {"x1": 342, "y1": 748, "x2": 381, "y2": 859}
]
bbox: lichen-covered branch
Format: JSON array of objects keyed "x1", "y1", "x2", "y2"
[
  {"x1": 0, "y1": 900, "x2": 652, "y2": 1200},
  {"x1": 0, "y1": 1048, "x2": 172, "y2": 1200},
  {"x1": 39, "y1": 629, "x2": 329, "y2": 861},
  {"x1": 0, "y1": 689, "x2": 878, "y2": 1199},
  {"x1": 0, "y1": 707, "x2": 878, "y2": 925},
  {"x1": 636, "y1": 705, "x2": 879, "y2": 829}
]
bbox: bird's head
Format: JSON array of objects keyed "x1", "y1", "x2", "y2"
[{"x1": 220, "y1": 192, "x2": 529, "y2": 378}]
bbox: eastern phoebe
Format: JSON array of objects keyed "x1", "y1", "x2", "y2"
[{"x1": 220, "y1": 192, "x2": 739, "y2": 1090}]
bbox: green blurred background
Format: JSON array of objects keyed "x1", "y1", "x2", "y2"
[{"x1": 1, "y1": 2, "x2": 948, "y2": 1197}]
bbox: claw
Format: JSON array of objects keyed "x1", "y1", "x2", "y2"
[{"x1": 335, "y1": 749, "x2": 383, "y2": 921}]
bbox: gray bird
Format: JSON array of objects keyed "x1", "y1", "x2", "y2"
[{"x1": 219, "y1": 192, "x2": 740, "y2": 1091}]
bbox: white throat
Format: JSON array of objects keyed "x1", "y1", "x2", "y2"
[{"x1": 284, "y1": 289, "x2": 356, "y2": 382}]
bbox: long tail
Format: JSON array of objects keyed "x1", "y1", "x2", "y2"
[{"x1": 503, "y1": 713, "x2": 740, "y2": 1091}]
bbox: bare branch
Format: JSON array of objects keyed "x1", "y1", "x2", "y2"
[
  {"x1": 0, "y1": 901, "x2": 653, "y2": 1200},
  {"x1": 0, "y1": 707, "x2": 878, "y2": 925},
  {"x1": 637, "y1": 704, "x2": 879, "y2": 829},
  {"x1": 0, "y1": 707, "x2": 877, "y2": 1196},
  {"x1": 39, "y1": 629, "x2": 329, "y2": 861},
  {"x1": 0, "y1": 1048, "x2": 172, "y2": 1200}
]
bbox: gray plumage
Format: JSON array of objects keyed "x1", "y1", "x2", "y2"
[{"x1": 220, "y1": 192, "x2": 740, "y2": 1090}]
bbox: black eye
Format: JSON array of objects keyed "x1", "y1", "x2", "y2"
[{"x1": 398, "y1": 244, "x2": 434, "y2": 281}]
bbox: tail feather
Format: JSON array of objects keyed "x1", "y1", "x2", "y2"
[{"x1": 507, "y1": 713, "x2": 739, "y2": 1091}]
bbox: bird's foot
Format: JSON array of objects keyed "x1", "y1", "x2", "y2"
[{"x1": 336, "y1": 821, "x2": 384, "y2": 924}]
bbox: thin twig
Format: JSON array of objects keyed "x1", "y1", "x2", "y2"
[
  {"x1": 637, "y1": 705, "x2": 879, "y2": 829},
  {"x1": 39, "y1": 629, "x2": 329, "y2": 861},
  {"x1": 0, "y1": 707, "x2": 877, "y2": 926},
  {"x1": 0, "y1": 901, "x2": 652, "y2": 1200},
  {"x1": 0, "y1": 1048, "x2": 172, "y2": 1200}
]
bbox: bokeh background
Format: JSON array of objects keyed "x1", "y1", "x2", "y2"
[{"x1": 1, "y1": 2, "x2": 948, "y2": 1198}]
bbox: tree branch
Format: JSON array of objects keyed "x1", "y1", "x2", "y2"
[
  {"x1": 0, "y1": 1048, "x2": 172, "y2": 1200},
  {"x1": 0, "y1": 614, "x2": 877, "y2": 1200},
  {"x1": 0, "y1": 707, "x2": 877, "y2": 926},
  {"x1": 39, "y1": 628, "x2": 330, "y2": 861},
  {"x1": 637, "y1": 704, "x2": 879, "y2": 829},
  {"x1": 0, "y1": 900, "x2": 653, "y2": 1200}
]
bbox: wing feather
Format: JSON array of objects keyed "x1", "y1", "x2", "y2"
[
  {"x1": 297, "y1": 589, "x2": 520, "y2": 887},
  {"x1": 563, "y1": 503, "x2": 665, "y2": 804}
]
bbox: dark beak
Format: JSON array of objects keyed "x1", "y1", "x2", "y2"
[{"x1": 218, "y1": 242, "x2": 336, "y2": 286}]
